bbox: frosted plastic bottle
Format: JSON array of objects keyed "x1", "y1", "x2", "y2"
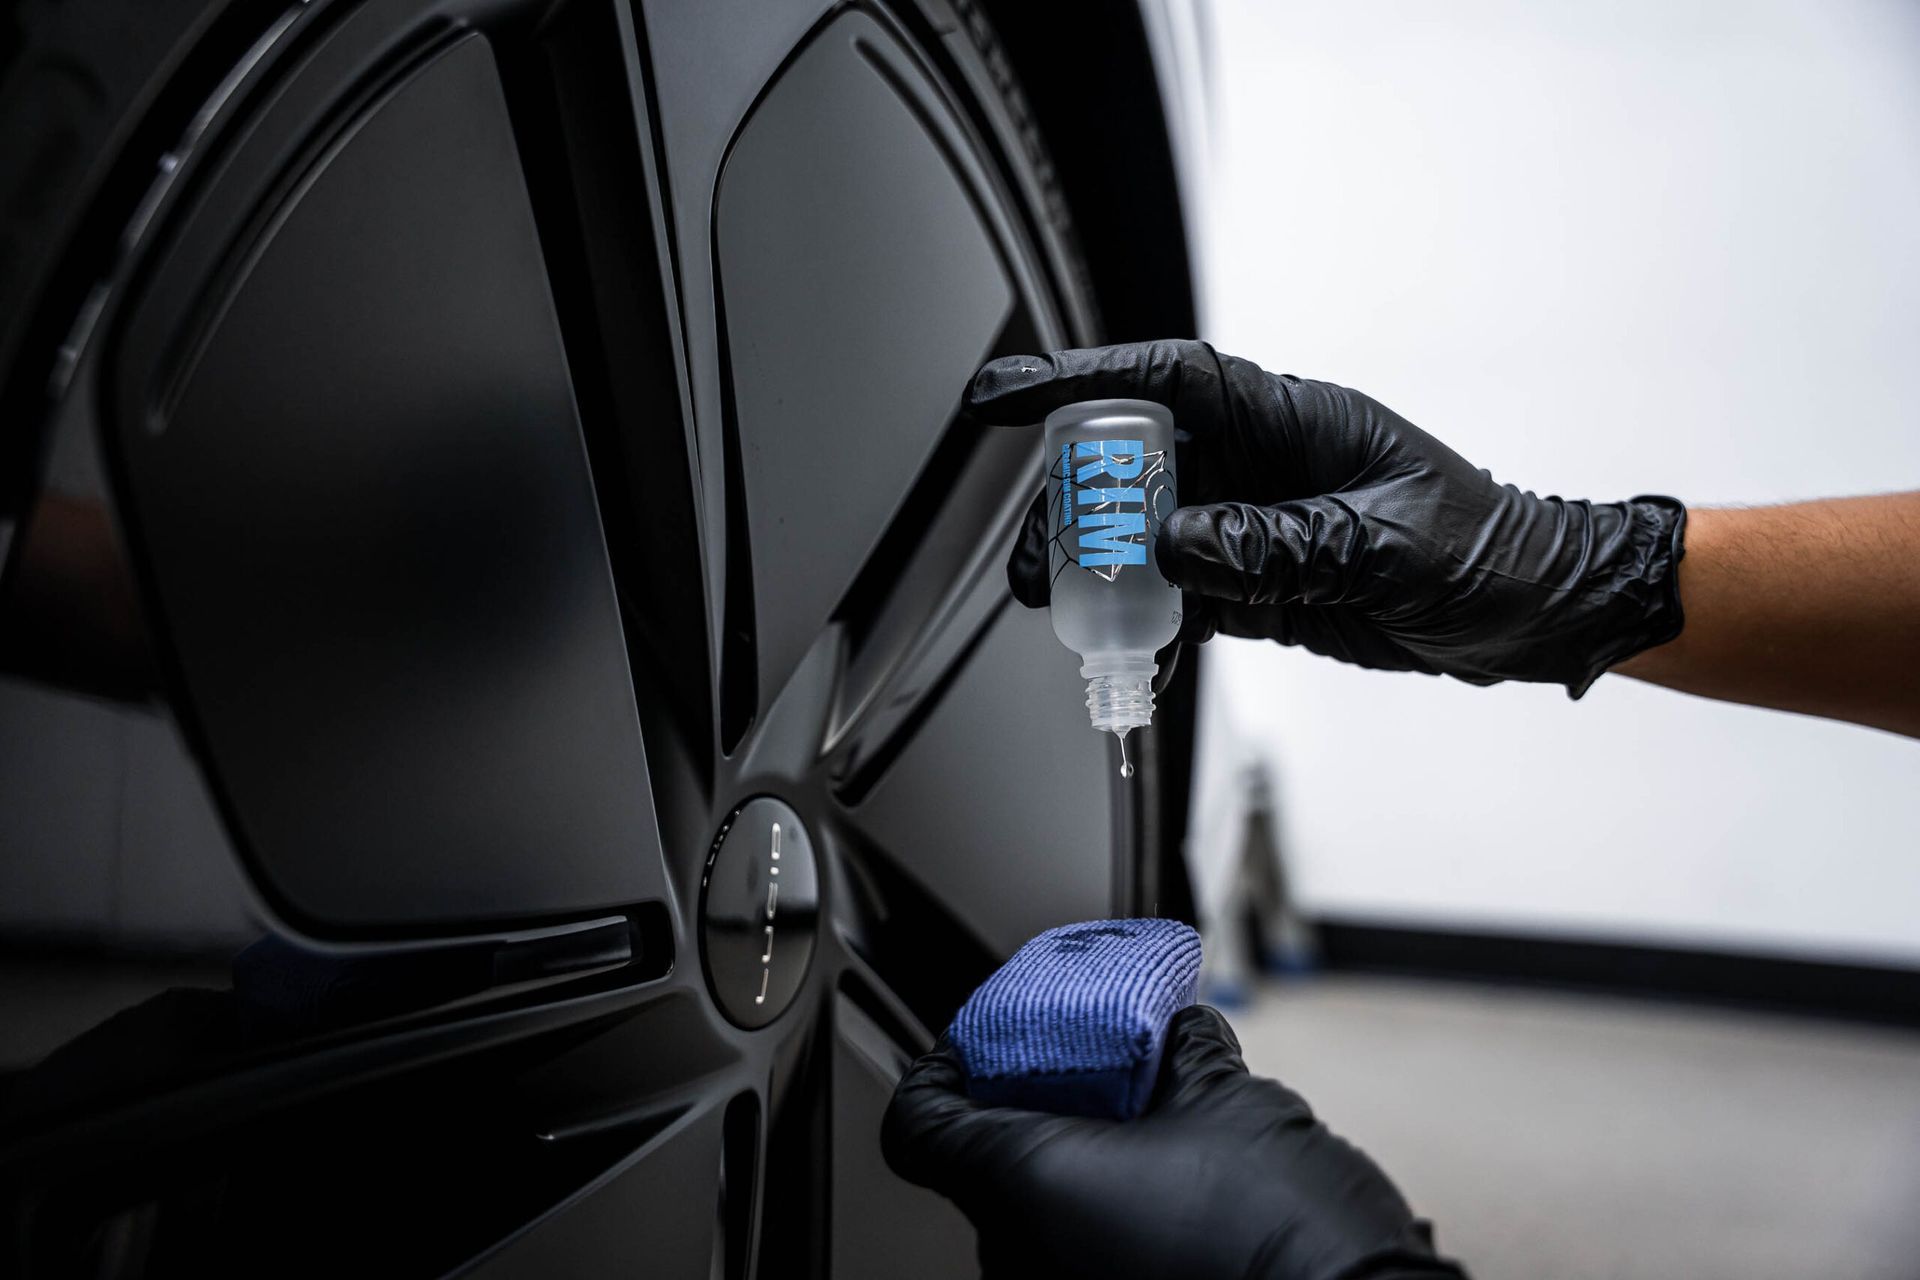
[{"x1": 1043, "y1": 400, "x2": 1181, "y2": 755}]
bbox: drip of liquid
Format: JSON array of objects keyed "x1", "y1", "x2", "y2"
[{"x1": 1117, "y1": 733, "x2": 1134, "y2": 779}]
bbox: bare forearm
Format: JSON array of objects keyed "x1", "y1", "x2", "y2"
[{"x1": 1614, "y1": 494, "x2": 1920, "y2": 736}]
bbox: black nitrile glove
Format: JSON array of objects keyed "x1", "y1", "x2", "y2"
[
  {"x1": 975, "y1": 341, "x2": 1686, "y2": 695},
  {"x1": 883, "y1": 1005, "x2": 1466, "y2": 1280}
]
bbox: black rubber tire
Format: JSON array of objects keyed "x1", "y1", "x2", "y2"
[{"x1": 941, "y1": 0, "x2": 1101, "y2": 335}]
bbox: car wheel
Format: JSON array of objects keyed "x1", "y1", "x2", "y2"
[{"x1": 0, "y1": 0, "x2": 1182, "y2": 1274}]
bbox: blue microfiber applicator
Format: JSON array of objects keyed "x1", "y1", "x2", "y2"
[{"x1": 950, "y1": 918, "x2": 1202, "y2": 1120}]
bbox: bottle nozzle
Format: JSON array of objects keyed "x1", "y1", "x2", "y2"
[{"x1": 1083, "y1": 668, "x2": 1155, "y2": 736}]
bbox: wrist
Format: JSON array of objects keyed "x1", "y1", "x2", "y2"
[
  {"x1": 1565, "y1": 495, "x2": 1688, "y2": 697},
  {"x1": 1610, "y1": 503, "x2": 1716, "y2": 685}
]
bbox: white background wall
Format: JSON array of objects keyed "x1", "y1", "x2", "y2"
[{"x1": 1198, "y1": 0, "x2": 1920, "y2": 963}]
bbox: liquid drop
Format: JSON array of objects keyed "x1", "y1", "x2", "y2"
[{"x1": 1118, "y1": 735, "x2": 1134, "y2": 779}]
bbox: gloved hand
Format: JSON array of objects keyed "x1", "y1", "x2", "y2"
[
  {"x1": 883, "y1": 1005, "x2": 1467, "y2": 1280},
  {"x1": 973, "y1": 341, "x2": 1686, "y2": 694}
]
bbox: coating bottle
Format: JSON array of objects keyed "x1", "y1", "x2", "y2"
[{"x1": 1042, "y1": 399, "x2": 1181, "y2": 748}]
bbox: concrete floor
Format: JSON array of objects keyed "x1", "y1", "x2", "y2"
[{"x1": 1232, "y1": 977, "x2": 1920, "y2": 1280}]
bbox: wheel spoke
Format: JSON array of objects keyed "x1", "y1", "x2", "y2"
[
  {"x1": 824, "y1": 994, "x2": 976, "y2": 1280},
  {"x1": 710, "y1": 11, "x2": 1022, "y2": 752},
  {"x1": 823, "y1": 426, "x2": 1036, "y2": 800},
  {"x1": 838, "y1": 602, "x2": 1126, "y2": 960},
  {"x1": 459, "y1": 1098, "x2": 732, "y2": 1278},
  {"x1": 107, "y1": 23, "x2": 672, "y2": 936},
  {"x1": 816, "y1": 819, "x2": 998, "y2": 1038},
  {"x1": 732, "y1": 627, "x2": 844, "y2": 786}
]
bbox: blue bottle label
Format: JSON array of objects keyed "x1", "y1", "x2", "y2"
[{"x1": 1055, "y1": 439, "x2": 1171, "y2": 576}]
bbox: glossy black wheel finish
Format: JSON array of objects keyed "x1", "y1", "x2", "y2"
[
  {"x1": 0, "y1": 0, "x2": 1166, "y2": 1274},
  {"x1": 111, "y1": 27, "x2": 667, "y2": 933}
]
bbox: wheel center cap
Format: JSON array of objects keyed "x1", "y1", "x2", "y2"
[{"x1": 700, "y1": 797, "x2": 820, "y2": 1028}]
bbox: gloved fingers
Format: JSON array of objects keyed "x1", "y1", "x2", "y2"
[
  {"x1": 969, "y1": 348, "x2": 1383, "y2": 518},
  {"x1": 1204, "y1": 599, "x2": 1296, "y2": 643},
  {"x1": 965, "y1": 340, "x2": 1232, "y2": 429},
  {"x1": 1158, "y1": 498, "x2": 1367, "y2": 608},
  {"x1": 1268, "y1": 605, "x2": 1445, "y2": 677},
  {"x1": 1173, "y1": 600, "x2": 1216, "y2": 648},
  {"x1": 882, "y1": 1034, "x2": 1084, "y2": 1199},
  {"x1": 1204, "y1": 597, "x2": 1442, "y2": 677},
  {"x1": 881, "y1": 1036, "x2": 989, "y2": 1192},
  {"x1": 1153, "y1": 1006, "x2": 1324, "y2": 1131},
  {"x1": 1005, "y1": 487, "x2": 1051, "y2": 608},
  {"x1": 1149, "y1": 638, "x2": 1187, "y2": 695},
  {"x1": 1004, "y1": 483, "x2": 1216, "y2": 651},
  {"x1": 1149, "y1": 1005, "x2": 1248, "y2": 1108}
]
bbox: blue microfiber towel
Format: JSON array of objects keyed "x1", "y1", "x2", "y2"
[{"x1": 950, "y1": 918, "x2": 1202, "y2": 1120}]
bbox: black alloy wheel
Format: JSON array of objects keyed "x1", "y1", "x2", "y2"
[{"x1": 0, "y1": 0, "x2": 1185, "y2": 1275}]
